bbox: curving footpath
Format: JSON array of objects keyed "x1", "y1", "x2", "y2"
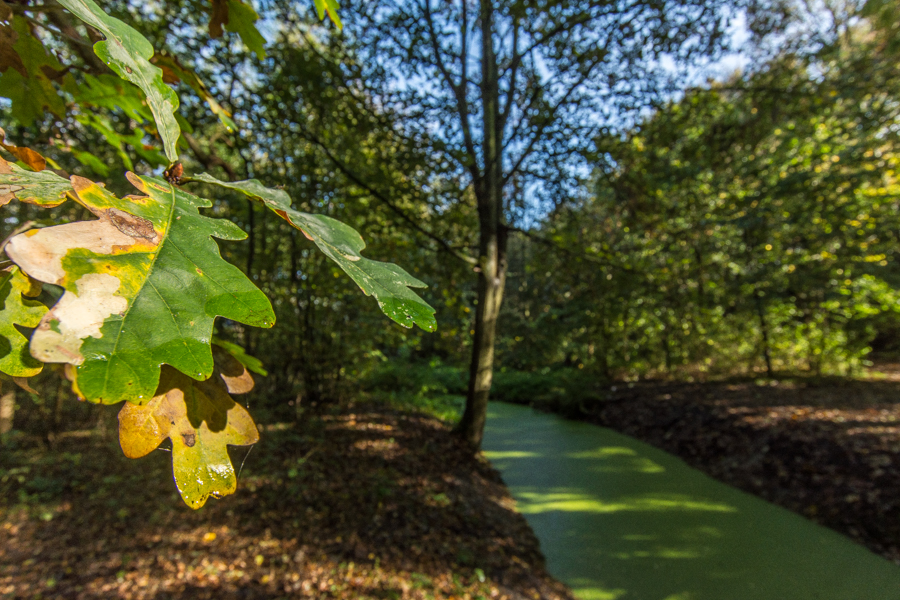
[{"x1": 483, "y1": 402, "x2": 900, "y2": 600}]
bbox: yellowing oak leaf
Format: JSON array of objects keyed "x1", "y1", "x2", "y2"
[
  {"x1": 0, "y1": 158, "x2": 72, "y2": 208},
  {"x1": 312, "y1": 0, "x2": 342, "y2": 29},
  {"x1": 6, "y1": 173, "x2": 274, "y2": 405},
  {"x1": 118, "y1": 358, "x2": 258, "y2": 509},
  {"x1": 0, "y1": 127, "x2": 47, "y2": 171},
  {"x1": 0, "y1": 265, "x2": 45, "y2": 377}
]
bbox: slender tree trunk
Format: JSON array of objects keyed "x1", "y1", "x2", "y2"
[
  {"x1": 0, "y1": 385, "x2": 14, "y2": 439},
  {"x1": 457, "y1": 0, "x2": 507, "y2": 450},
  {"x1": 755, "y1": 292, "x2": 773, "y2": 376},
  {"x1": 459, "y1": 226, "x2": 507, "y2": 449}
]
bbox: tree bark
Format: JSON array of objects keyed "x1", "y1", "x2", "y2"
[
  {"x1": 0, "y1": 386, "x2": 14, "y2": 439},
  {"x1": 457, "y1": 0, "x2": 508, "y2": 450}
]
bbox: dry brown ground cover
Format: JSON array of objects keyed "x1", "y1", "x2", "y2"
[
  {"x1": 583, "y1": 368, "x2": 900, "y2": 564},
  {"x1": 0, "y1": 406, "x2": 574, "y2": 600}
]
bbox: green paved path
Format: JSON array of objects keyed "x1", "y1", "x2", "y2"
[{"x1": 483, "y1": 402, "x2": 900, "y2": 600}]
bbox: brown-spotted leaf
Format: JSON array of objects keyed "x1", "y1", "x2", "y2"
[
  {"x1": 0, "y1": 157, "x2": 71, "y2": 207},
  {"x1": 118, "y1": 363, "x2": 258, "y2": 509},
  {"x1": 0, "y1": 127, "x2": 47, "y2": 171},
  {"x1": 7, "y1": 174, "x2": 274, "y2": 405},
  {"x1": 208, "y1": 0, "x2": 228, "y2": 38},
  {"x1": 0, "y1": 22, "x2": 25, "y2": 77}
]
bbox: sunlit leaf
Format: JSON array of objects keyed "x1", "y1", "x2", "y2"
[
  {"x1": 313, "y1": 0, "x2": 342, "y2": 29},
  {"x1": 193, "y1": 173, "x2": 437, "y2": 332},
  {"x1": 0, "y1": 265, "x2": 45, "y2": 377},
  {"x1": 118, "y1": 363, "x2": 259, "y2": 509},
  {"x1": 0, "y1": 127, "x2": 46, "y2": 171},
  {"x1": 6, "y1": 173, "x2": 274, "y2": 405},
  {"x1": 0, "y1": 158, "x2": 72, "y2": 207},
  {"x1": 223, "y1": 0, "x2": 266, "y2": 59},
  {"x1": 56, "y1": 0, "x2": 181, "y2": 162}
]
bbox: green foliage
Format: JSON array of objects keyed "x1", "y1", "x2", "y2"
[
  {"x1": 0, "y1": 18, "x2": 68, "y2": 126},
  {"x1": 7, "y1": 173, "x2": 276, "y2": 404},
  {"x1": 0, "y1": 0, "x2": 433, "y2": 508},
  {"x1": 312, "y1": 0, "x2": 342, "y2": 30},
  {"x1": 490, "y1": 369, "x2": 603, "y2": 417},
  {"x1": 192, "y1": 174, "x2": 437, "y2": 332},
  {"x1": 361, "y1": 361, "x2": 467, "y2": 422},
  {"x1": 55, "y1": 0, "x2": 182, "y2": 161},
  {"x1": 499, "y1": 10, "x2": 900, "y2": 379},
  {"x1": 0, "y1": 266, "x2": 45, "y2": 377}
]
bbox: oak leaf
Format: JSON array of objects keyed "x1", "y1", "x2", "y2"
[
  {"x1": 193, "y1": 174, "x2": 437, "y2": 332},
  {"x1": 0, "y1": 158, "x2": 71, "y2": 208},
  {"x1": 0, "y1": 265, "x2": 45, "y2": 377},
  {"x1": 118, "y1": 356, "x2": 258, "y2": 509},
  {"x1": 56, "y1": 0, "x2": 181, "y2": 161},
  {"x1": 6, "y1": 173, "x2": 274, "y2": 405}
]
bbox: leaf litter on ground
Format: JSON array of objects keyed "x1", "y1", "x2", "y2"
[
  {"x1": 583, "y1": 365, "x2": 900, "y2": 565},
  {"x1": 0, "y1": 402, "x2": 574, "y2": 599}
]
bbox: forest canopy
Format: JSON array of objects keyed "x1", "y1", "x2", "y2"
[{"x1": 1, "y1": 0, "x2": 899, "y2": 496}]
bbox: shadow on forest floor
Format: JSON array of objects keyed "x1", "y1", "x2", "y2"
[
  {"x1": 575, "y1": 367, "x2": 900, "y2": 564},
  {"x1": 0, "y1": 406, "x2": 573, "y2": 600}
]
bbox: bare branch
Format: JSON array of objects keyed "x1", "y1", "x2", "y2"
[{"x1": 300, "y1": 126, "x2": 477, "y2": 266}]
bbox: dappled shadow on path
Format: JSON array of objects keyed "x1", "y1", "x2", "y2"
[
  {"x1": 584, "y1": 375, "x2": 900, "y2": 564},
  {"x1": 0, "y1": 406, "x2": 573, "y2": 600},
  {"x1": 484, "y1": 401, "x2": 900, "y2": 600}
]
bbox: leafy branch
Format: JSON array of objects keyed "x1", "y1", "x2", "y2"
[{"x1": 0, "y1": 0, "x2": 430, "y2": 508}]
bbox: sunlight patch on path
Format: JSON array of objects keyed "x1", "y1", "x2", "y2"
[
  {"x1": 514, "y1": 491, "x2": 736, "y2": 515},
  {"x1": 484, "y1": 402, "x2": 900, "y2": 600}
]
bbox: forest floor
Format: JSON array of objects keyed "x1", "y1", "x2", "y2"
[
  {"x1": 0, "y1": 404, "x2": 574, "y2": 600},
  {"x1": 583, "y1": 365, "x2": 900, "y2": 565}
]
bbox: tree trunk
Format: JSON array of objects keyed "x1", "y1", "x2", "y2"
[
  {"x1": 755, "y1": 292, "x2": 773, "y2": 377},
  {"x1": 0, "y1": 386, "x2": 14, "y2": 439},
  {"x1": 457, "y1": 0, "x2": 507, "y2": 450},
  {"x1": 458, "y1": 226, "x2": 507, "y2": 449}
]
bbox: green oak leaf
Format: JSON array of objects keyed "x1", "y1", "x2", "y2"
[
  {"x1": 6, "y1": 173, "x2": 274, "y2": 405},
  {"x1": 193, "y1": 173, "x2": 437, "y2": 332},
  {"x1": 0, "y1": 18, "x2": 68, "y2": 126},
  {"x1": 313, "y1": 0, "x2": 342, "y2": 29},
  {"x1": 223, "y1": 0, "x2": 266, "y2": 59},
  {"x1": 0, "y1": 159, "x2": 72, "y2": 207},
  {"x1": 69, "y1": 73, "x2": 154, "y2": 124},
  {"x1": 118, "y1": 364, "x2": 258, "y2": 509},
  {"x1": 56, "y1": 0, "x2": 181, "y2": 162},
  {"x1": 0, "y1": 265, "x2": 46, "y2": 377},
  {"x1": 212, "y1": 336, "x2": 267, "y2": 376}
]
